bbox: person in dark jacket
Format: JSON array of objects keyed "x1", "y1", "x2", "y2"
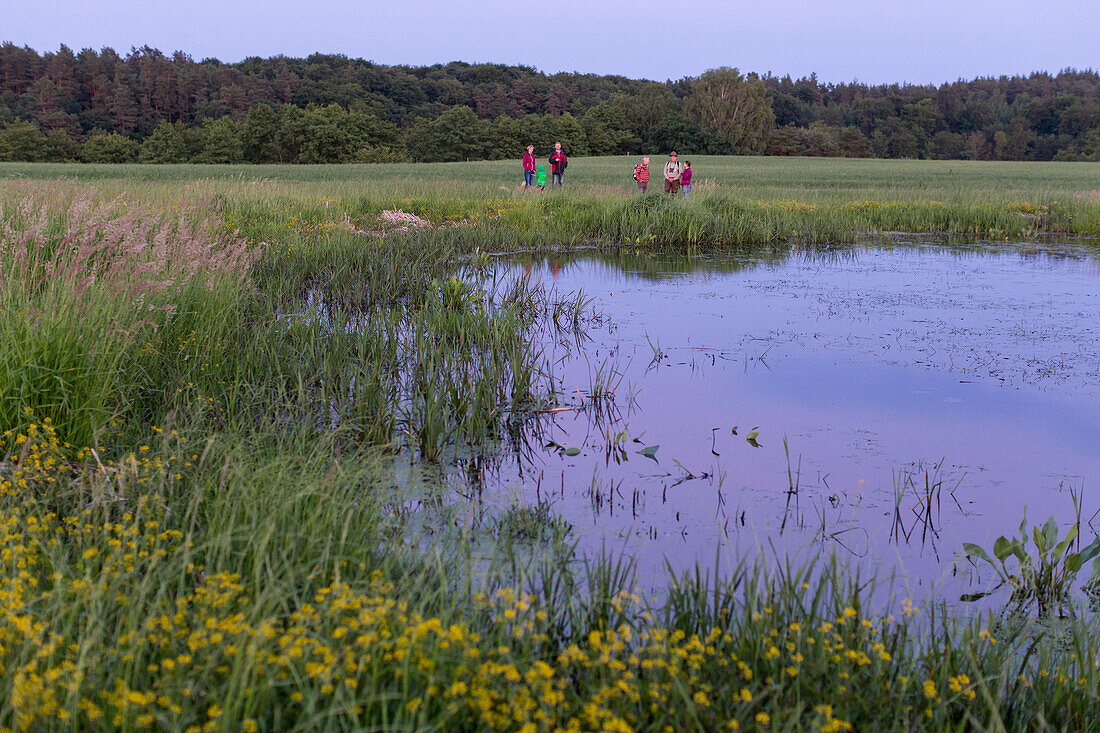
[{"x1": 549, "y1": 142, "x2": 567, "y2": 187}]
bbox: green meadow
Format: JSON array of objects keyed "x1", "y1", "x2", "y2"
[
  {"x1": 6, "y1": 156, "x2": 1100, "y2": 199},
  {"x1": 2, "y1": 157, "x2": 1100, "y2": 732}
]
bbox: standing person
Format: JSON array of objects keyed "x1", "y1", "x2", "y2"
[
  {"x1": 663, "y1": 151, "x2": 682, "y2": 195},
  {"x1": 522, "y1": 145, "x2": 536, "y2": 190},
  {"x1": 549, "y1": 142, "x2": 568, "y2": 187},
  {"x1": 633, "y1": 156, "x2": 651, "y2": 193},
  {"x1": 680, "y1": 160, "x2": 692, "y2": 199}
]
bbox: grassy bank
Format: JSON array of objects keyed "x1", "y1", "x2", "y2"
[
  {"x1": 4, "y1": 156, "x2": 1100, "y2": 243},
  {"x1": 3, "y1": 166, "x2": 1100, "y2": 731}
]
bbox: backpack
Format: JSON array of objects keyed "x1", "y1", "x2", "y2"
[{"x1": 633, "y1": 164, "x2": 640, "y2": 181}]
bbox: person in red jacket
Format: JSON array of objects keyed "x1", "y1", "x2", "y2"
[
  {"x1": 633, "y1": 156, "x2": 650, "y2": 193},
  {"x1": 548, "y1": 142, "x2": 567, "y2": 187},
  {"x1": 522, "y1": 145, "x2": 536, "y2": 190}
]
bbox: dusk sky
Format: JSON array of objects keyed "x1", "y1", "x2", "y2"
[{"x1": 7, "y1": 0, "x2": 1098, "y2": 84}]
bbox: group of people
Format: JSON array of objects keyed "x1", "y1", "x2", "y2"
[
  {"x1": 633, "y1": 152, "x2": 692, "y2": 198},
  {"x1": 521, "y1": 142, "x2": 567, "y2": 191},
  {"x1": 519, "y1": 145, "x2": 692, "y2": 198}
]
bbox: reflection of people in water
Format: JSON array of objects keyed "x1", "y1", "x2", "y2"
[{"x1": 518, "y1": 257, "x2": 563, "y2": 281}]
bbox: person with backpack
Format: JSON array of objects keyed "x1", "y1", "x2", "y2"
[
  {"x1": 633, "y1": 156, "x2": 651, "y2": 193},
  {"x1": 522, "y1": 145, "x2": 536, "y2": 190},
  {"x1": 549, "y1": 142, "x2": 567, "y2": 187}
]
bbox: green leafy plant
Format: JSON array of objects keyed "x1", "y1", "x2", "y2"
[
  {"x1": 963, "y1": 512, "x2": 1100, "y2": 615},
  {"x1": 432, "y1": 275, "x2": 483, "y2": 310}
]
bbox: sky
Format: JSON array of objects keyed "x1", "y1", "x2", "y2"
[{"x1": 6, "y1": 0, "x2": 1099, "y2": 85}]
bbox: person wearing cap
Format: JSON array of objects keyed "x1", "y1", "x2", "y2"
[{"x1": 663, "y1": 151, "x2": 683, "y2": 195}]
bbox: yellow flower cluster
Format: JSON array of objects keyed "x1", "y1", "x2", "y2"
[
  {"x1": 750, "y1": 200, "x2": 822, "y2": 213},
  {"x1": 0, "y1": 416, "x2": 183, "y2": 501},
  {"x1": 0, "y1": 415, "x2": 66, "y2": 498},
  {"x1": 842, "y1": 200, "x2": 919, "y2": 212}
]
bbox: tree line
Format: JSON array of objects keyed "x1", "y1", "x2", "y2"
[{"x1": 0, "y1": 44, "x2": 1097, "y2": 163}]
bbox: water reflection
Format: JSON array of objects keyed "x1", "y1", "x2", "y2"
[{"x1": 425, "y1": 240, "x2": 1100, "y2": 609}]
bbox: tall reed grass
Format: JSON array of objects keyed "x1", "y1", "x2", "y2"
[{"x1": 0, "y1": 184, "x2": 255, "y2": 447}]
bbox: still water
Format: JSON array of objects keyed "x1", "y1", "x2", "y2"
[{"x1": 444, "y1": 241, "x2": 1100, "y2": 604}]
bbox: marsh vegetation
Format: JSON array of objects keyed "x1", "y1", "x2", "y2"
[{"x1": 3, "y1": 159, "x2": 1100, "y2": 730}]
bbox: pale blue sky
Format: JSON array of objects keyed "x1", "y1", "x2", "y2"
[{"x1": 6, "y1": 0, "x2": 1098, "y2": 84}]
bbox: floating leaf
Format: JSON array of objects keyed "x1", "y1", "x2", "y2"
[
  {"x1": 746, "y1": 428, "x2": 759, "y2": 441},
  {"x1": 731, "y1": 426, "x2": 738, "y2": 436},
  {"x1": 746, "y1": 437, "x2": 762, "y2": 448},
  {"x1": 565, "y1": 447, "x2": 581, "y2": 457},
  {"x1": 637, "y1": 445, "x2": 659, "y2": 460}
]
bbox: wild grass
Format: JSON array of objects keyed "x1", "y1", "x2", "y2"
[
  {"x1": 3, "y1": 163, "x2": 1100, "y2": 730},
  {"x1": 0, "y1": 184, "x2": 254, "y2": 447}
]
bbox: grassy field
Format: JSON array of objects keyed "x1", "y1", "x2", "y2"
[
  {"x1": 2, "y1": 159, "x2": 1100, "y2": 731},
  {"x1": 6, "y1": 156, "x2": 1100, "y2": 201}
]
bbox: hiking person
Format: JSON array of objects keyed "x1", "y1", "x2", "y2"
[
  {"x1": 680, "y1": 160, "x2": 692, "y2": 199},
  {"x1": 522, "y1": 145, "x2": 536, "y2": 190},
  {"x1": 633, "y1": 156, "x2": 651, "y2": 193},
  {"x1": 536, "y1": 163, "x2": 547, "y2": 191},
  {"x1": 663, "y1": 151, "x2": 682, "y2": 195},
  {"x1": 549, "y1": 142, "x2": 567, "y2": 187}
]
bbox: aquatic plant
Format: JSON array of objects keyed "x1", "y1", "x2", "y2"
[{"x1": 963, "y1": 513, "x2": 1100, "y2": 615}]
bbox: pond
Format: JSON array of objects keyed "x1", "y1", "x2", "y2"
[{"x1": 416, "y1": 240, "x2": 1100, "y2": 607}]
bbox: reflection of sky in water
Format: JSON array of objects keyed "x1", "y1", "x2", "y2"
[{"x1": 468, "y1": 244, "x2": 1100, "y2": 606}]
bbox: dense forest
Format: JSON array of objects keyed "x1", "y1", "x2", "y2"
[{"x1": 1, "y1": 44, "x2": 1098, "y2": 163}]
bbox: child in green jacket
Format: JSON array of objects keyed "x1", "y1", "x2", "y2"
[{"x1": 536, "y1": 164, "x2": 547, "y2": 191}]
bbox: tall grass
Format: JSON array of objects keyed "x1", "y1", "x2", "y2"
[{"x1": 0, "y1": 184, "x2": 255, "y2": 447}]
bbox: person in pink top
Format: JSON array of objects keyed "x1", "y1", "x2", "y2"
[
  {"x1": 522, "y1": 145, "x2": 536, "y2": 190},
  {"x1": 680, "y1": 160, "x2": 693, "y2": 199}
]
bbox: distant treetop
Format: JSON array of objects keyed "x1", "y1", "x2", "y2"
[{"x1": 0, "y1": 44, "x2": 1097, "y2": 163}]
